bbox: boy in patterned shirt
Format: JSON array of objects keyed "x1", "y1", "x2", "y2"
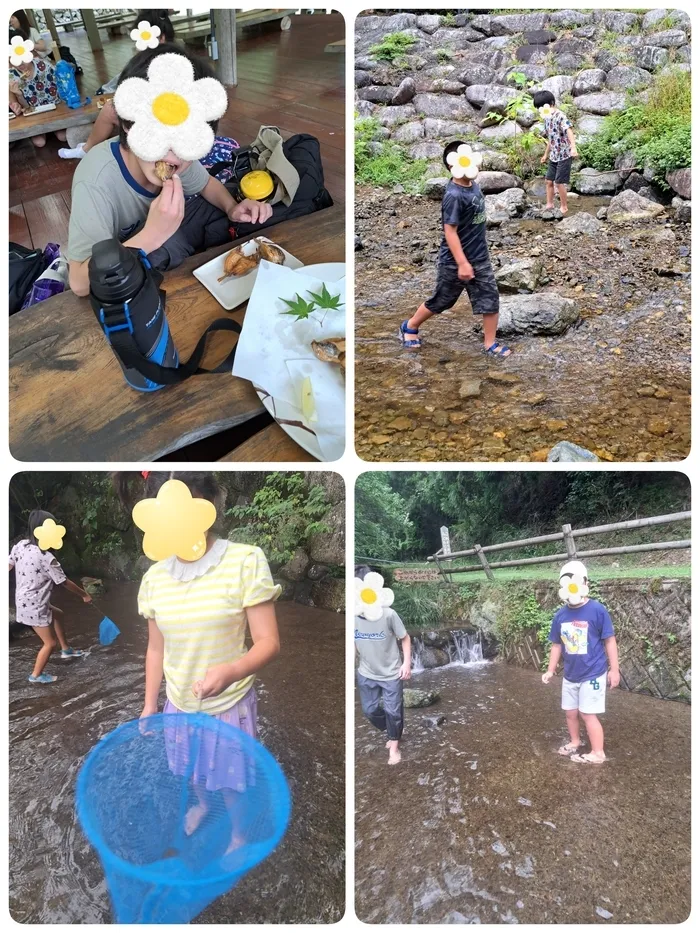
[{"x1": 533, "y1": 90, "x2": 579, "y2": 215}]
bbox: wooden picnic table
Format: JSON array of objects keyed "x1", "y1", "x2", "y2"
[
  {"x1": 9, "y1": 206, "x2": 344, "y2": 463},
  {"x1": 9, "y1": 96, "x2": 112, "y2": 144}
]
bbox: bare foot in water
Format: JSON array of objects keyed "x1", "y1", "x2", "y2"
[
  {"x1": 224, "y1": 834, "x2": 245, "y2": 856},
  {"x1": 387, "y1": 740, "x2": 401, "y2": 765},
  {"x1": 185, "y1": 802, "x2": 208, "y2": 836}
]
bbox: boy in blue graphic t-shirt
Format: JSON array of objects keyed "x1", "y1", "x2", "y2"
[{"x1": 542, "y1": 560, "x2": 619, "y2": 764}]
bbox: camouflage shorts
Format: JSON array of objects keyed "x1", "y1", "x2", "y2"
[{"x1": 425, "y1": 261, "x2": 500, "y2": 316}]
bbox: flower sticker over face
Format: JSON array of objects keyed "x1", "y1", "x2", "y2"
[
  {"x1": 114, "y1": 52, "x2": 228, "y2": 162},
  {"x1": 130, "y1": 20, "x2": 161, "y2": 51},
  {"x1": 446, "y1": 143, "x2": 483, "y2": 181},
  {"x1": 355, "y1": 572, "x2": 394, "y2": 622},
  {"x1": 9, "y1": 35, "x2": 34, "y2": 67},
  {"x1": 132, "y1": 479, "x2": 217, "y2": 561},
  {"x1": 539, "y1": 104, "x2": 553, "y2": 118},
  {"x1": 559, "y1": 560, "x2": 589, "y2": 606},
  {"x1": 34, "y1": 519, "x2": 66, "y2": 551}
]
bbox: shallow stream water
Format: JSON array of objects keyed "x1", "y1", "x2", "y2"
[
  {"x1": 9, "y1": 584, "x2": 344, "y2": 923},
  {"x1": 355, "y1": 662, "x2": 690, "y2": 923}
]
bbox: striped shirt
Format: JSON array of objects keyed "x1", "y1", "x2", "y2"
[{"x1": 138, "y1": 541, "x2": 281, "y2": 714}]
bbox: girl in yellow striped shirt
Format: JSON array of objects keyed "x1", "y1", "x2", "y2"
[{"x1": 116, "y1": 471, "x2": 281, "y2": 847}]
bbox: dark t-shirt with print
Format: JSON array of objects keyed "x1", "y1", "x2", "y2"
[
  {"x1": 437, "y1": 179, "x2": 489, "y2": 268},
  {"x1": 548, "y1": 599, "x2": 615, "y2": 683}
]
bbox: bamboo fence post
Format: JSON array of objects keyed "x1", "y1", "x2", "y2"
[
  {"x1": 474, "y1": 545, "x2": 495, "y2": 581},
  {"x1": 562, "y1": 523, "x2": 577, "y2": 558}
]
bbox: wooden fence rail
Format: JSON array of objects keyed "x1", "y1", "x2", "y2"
[{"x1": 426, "y1": 511, "x2": 691, "y2": 581}]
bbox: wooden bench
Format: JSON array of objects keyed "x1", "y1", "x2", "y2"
[
  {"x1": 8, "y1": 96, "x2": 113, "y2": 144},
  {"x1": 219, "y1": 423, "x2": 316, "y2": 462}
]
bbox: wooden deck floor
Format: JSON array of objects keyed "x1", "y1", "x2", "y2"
[{"x1": 9, "y1": 12, "x2": 345, "y2": 251}]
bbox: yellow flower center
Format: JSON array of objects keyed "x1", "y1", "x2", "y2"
[
  {"x1": 361, "y1": 588, "x2": 378, "y2": 605},
  {"x1": 152, "y1": 92, "x2": 190, "y2": 126},
  {"x1": 15, "y1": 44, "x2": 25, "y2": 55},
  {"x1": 458, "y1": 155, "x2": 471, "y2": 167},
  {"x1": 568, "y1": 582, "x2": 579, "y2": 594},
  {"x1": 140, "y1": 30, "x2": 152, "y2": 40}
]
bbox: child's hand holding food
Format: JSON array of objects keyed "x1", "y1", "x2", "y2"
[{"x1": 142, "y1": 175, "x2": 185, "y2": 251}]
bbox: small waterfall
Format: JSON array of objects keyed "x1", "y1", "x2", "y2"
[
  {"x1": 411, "y1": 637, "x2": 426, "y2": 673},
  {"x1": 449, "y1": 631, "x2": 484, "y2": 665}
]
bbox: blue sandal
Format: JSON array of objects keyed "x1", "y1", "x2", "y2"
[
  {"x1": 399, "y1": 320, "x2": 422, "y2": 348},
  {"x1": 484, "y1": 342, "x2": 512, "y2": 359},
  {"x1": 28, "y1": 673, "x2": 57, "y2": 684},
  {"x1": 61, "y1": 647, "x2": 84, "y2": 659}
]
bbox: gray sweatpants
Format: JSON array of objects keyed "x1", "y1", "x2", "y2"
[{"x1": 357, "y1": 672, "x2": 404, "y2": 740}]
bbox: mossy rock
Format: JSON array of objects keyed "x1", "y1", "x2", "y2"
[{"x1": 404, "y1": 688, "x2": 441, "y2": 708}]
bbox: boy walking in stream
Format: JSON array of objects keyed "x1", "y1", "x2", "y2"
[
  {"x1": 399, "y1": 140, "x2": 511, "y2": 359},
  {"x1": 533, "y1": 90, "x2": 579, "y2": 216},
  {"x1": 542, "y1": 561, "x2": 620, "y2": 763},
  {"x1": 354, "y1": 566, "x2": 411, "y2": 766}
]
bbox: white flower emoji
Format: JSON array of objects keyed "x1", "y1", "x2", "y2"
[
  {"x1": 446, "y1": 143, "x2": 482, "y2": 181},
  {"x1": 130, "y1": 20, "x2": 161, "y2": 51},
  {"x1": 355, "y1": 572, "x2": 394, "y2": 622},
  {"x1": 539, "y1": 103, "x2": 553, "y2": 118},
  {"x1": 559, "y1": 574, "x2": 589, "y2": 606},
  {"x1": 114, "y1": 52, "x2": 228, "y2": 162},
  {"x1": 9, "y1": 35, "x2": 34, "y2": 67}
]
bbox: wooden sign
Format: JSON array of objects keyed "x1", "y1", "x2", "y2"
[{"x1": 394, "y1": 568, "x2": 441, "y2": 583}]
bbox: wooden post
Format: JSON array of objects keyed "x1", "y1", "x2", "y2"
[
  {"x1": 474, "y1": 545, "x2": 495, "y2": 582},
  {"x1": 213, "y1": 9, "x2": 237, "y2": 86},
  {"x1": 562, "y1": 524, "x2": 577, "y2": 558},
  {"x1": 42, "y1": 9, "x2": 62, "y2": 49},
  {"x1": 81, "y1": 9, "x2": 104, "y2": 52},
  {"x1": 434, "y1": 555, "x2": 450, "y2": 585},
  {"x1": 26, "y1": 10, "x2": 38, "y2": 29}
]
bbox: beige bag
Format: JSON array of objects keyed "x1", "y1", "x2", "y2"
[{"x1": 249, "y1": 125, "x2": 300, "y2": 206}]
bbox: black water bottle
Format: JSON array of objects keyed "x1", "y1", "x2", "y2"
[{"x1": 89, "y1": 240, "x2": 178, "y2": 392}]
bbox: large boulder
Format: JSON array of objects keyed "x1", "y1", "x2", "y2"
[
  {"x1": 465, "y1": 84, "x2": 491, "y2": 108},
  {"x1": 477, "y1": 85, "x2": 522, "y2": 122},
  {"x1": 495, "y1": 258, "x2": 542, "y2": 292},
  {"x1": 605, "y1": 65, "x2": 652, "y2": 91},
  {"x1": 572, "y1": 68, "x2": 607, "y2": 96},
  {"x1": 551, "y1": 36, "x2": 595, "y2": 57},
  {"x1": 355, "y1": 13, "x2": 419, "y2": 53},
  {"x1": 419, "y1": 646, "x2": 450, "y2": 669},
  {"x1": 279, "y1": 547, "x2": 311, "y2": 582},
  {"x1": 430, "y1": 79, "x2": 468, "y2": 96},
  {"x1": 607, "y1": 189, "x2": 666, "y2": 224},
  {"x1": 409, "y1": 141, "x2": 444, "y2": 160},
  {"x1": 574, "y1": 92, "x2": 626, "y2": 115},
  {"x1": 485, "y1": 188, "x2": 527, "y2": 226},
  {"x1": 642, "y1": 9, "x2": 691, "y2": 31},
  {"x1": 672, "y1": 196, "x2": 691, "y2": 223},
  {"x1": 392, "y1": 77, "x2": 416, "y2": 106},
  {"x1": 416, "y1": 13, "x2": 441, "y2": 34},
  {"x1": 577, "y1": 114, "x2": 606, "y2": 136},
  {"x1": 550, "y1": 9, "x2": 593, "y2": 28},
  {"x1": 424, "y1": 118, "x2": 478, "y2": 139},
  {"x1": 478, "y1": 148, "x2": 512, "y2": 172},
  {"x1": 534, "y1": 75, "x2": 574, "y2": 101},
  {"x1": 392, "y1": 121, "x2": 425, "y2": 143},
  {"x1": 498, "y1": 293, "x2": 579, "y2": 336},
  {"x1": 666, "y1": 168, "x2": 691, "y2": 200},
  {"x1": 378, "y1": 105, "x2": 416, "y2": 127},
  {"x1": 357, "y1": 86, "x2": 397, "y2": 104},
  {"x1": 307, "y1": 501, "x2": 344, "y2": 565},
  {"x1": 429, "y1": 26, "x2": 483, "y2": 49},
  {"x1": 414, "y1": 93, "x2": 473, "y2": 120},
  {"x1": 547, "y1": 441, "x2": 600, "y2": 462},
  {"x1": 501, "y1": 64, "x2": 547, "y2": 85},
  {"x1": 598, "y1": 10, "x2": 640, "y2": 33},
  {"x1": 424, "y1": 177, "x2": 449, "y2": 200},
  {"x1": 615, "y1": 151, "x2": 639, "y2": 179},
  {"x1": 458, "y1": 63, "x2": 496, "y2": 86},
  {"x1": 633, "y1": 46, "x2": 669, "y2": 70},
  {"x1": 557, "y1": 212, "x2": 605, "y2": 235},
  {"x1": 403, "y1": 688, "x2": 440, "y2": 709},
  {"x1": 573, "y1": 168, "x2": 623, "y2": 194},
  {"x1": 475, "y1": 170, "x2": 522, "y2": 193},
  {"x1": 479, "y1": 121, "x2": 522, "y2": 141},
  {"x1": 490, "y1": 12, "x2": 549, "y2": 35},
  {"x1": 355, "y1": 70, "x2": 371, "y2": 89},
  {"x1": 594, "y1": 50, "x2": 620, "y2": 72},
  {"x1": 310, "y1": 578, "x2": 345, "y2": 612},
  {"x1": 355, "y1": 100, "x2": 376, "y2": 118},
  {"x1": 646, "y1": 29, "x2": 688, "y2": 48}
]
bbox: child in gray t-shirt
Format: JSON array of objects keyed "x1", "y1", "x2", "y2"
[
  {"x1": 355, "y1": 566, "x2": 411, "y2": 766},
  {"x1": 67, "y1": 44, "x2": 272, "y2": 297}
]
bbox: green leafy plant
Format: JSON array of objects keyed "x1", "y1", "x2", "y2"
[
  {"x1": 355, "y1": 116, "x2": 427, "y2": 192},
  {"x1": 440, "y1": 12, "x2": 456, "y2": 27},
  {"x1": 369, "y1": 31, "x2": 416, "y2": 63},
  {"x1": 435, "y1": 48, "x2": 453, "y2": 63},
  {"x1": 500, "y1": 128, "x2": 546, "y2": 176},
  {"x1": 227, "y1": 473, "x2": 330, "y2": 567}
]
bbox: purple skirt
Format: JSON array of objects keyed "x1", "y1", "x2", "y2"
[{"x1": 163, "y1": 689, "x2": 258, "y2": 793}]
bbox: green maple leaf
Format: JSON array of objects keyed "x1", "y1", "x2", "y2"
[
  {"x1": 279, "y1": 293, "x2": 317, "y2": 321},
  {"x1": 307, "y1": 282, "x2": 344, "y2": 311}
]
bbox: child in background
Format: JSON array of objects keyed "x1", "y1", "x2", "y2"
[
  {"x1": 8, "y1": 509, "x2": 91, "y2": 683},
  {"x1": 115, "y1": 471, "x2": 281, "y2": 850},
  {"x1": 354, "y1": 565, "x2": 411, "y2": 766},
  {"x1": 542, "y1": 560, "x2": 619, "y2": 764},
  {"x1": 400, "y1": 140, "x2": 511, "y2": 359},
  {"x1": 8, "y1": 32, "x2": 64, "y2": 148},
  {"x1": 533, "y1": 89, "x2": 579, "y2": 216}
]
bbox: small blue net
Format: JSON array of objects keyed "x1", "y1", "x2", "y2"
[{"x1": 76, "y1": 713, "x2": 291, "y2": 923}]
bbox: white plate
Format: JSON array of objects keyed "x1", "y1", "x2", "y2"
[
  {"x1": 193, "y1": 237, "x2": 304, "y2": 311},
  {"x1": 29, "y1": 102, "x2": 57, "y2": 114},
  {"x1": 296, "y1": 262, "x2": 345, "y2": 282},
  {"x1": 254, "y1": 387, "x2": 325, "y2": 461}
]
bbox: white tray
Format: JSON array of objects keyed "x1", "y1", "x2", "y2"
[{"x1": 193, "y1": 237, "x2": 304, "y2": 311}]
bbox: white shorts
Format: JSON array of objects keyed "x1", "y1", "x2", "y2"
[{"x1": 561, "y1": 675, "x2": 607, "y2": 714}]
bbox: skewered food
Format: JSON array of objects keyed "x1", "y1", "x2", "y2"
[
  {"x1": 256, "y1": 239, "x2": 285, "y2": 265},
  {"x1": 217, "y1": 246, "x2": 260, "y2": 281}
]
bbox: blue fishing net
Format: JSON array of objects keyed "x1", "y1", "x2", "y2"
[{"x1": 76, "y1": 713, "x2": 291, "y2": 923}]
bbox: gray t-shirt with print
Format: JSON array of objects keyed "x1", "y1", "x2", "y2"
[
  {"x1": 355, "y1": 608, "x2": 408, "y2": 681},
  {"x1": 67, "y1": 138, "x2": 209, "y2": 262}
]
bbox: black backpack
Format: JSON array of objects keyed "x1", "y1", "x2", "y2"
[{"x1": 9, "y1": 243, "x2": 46, "y2": 315}]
